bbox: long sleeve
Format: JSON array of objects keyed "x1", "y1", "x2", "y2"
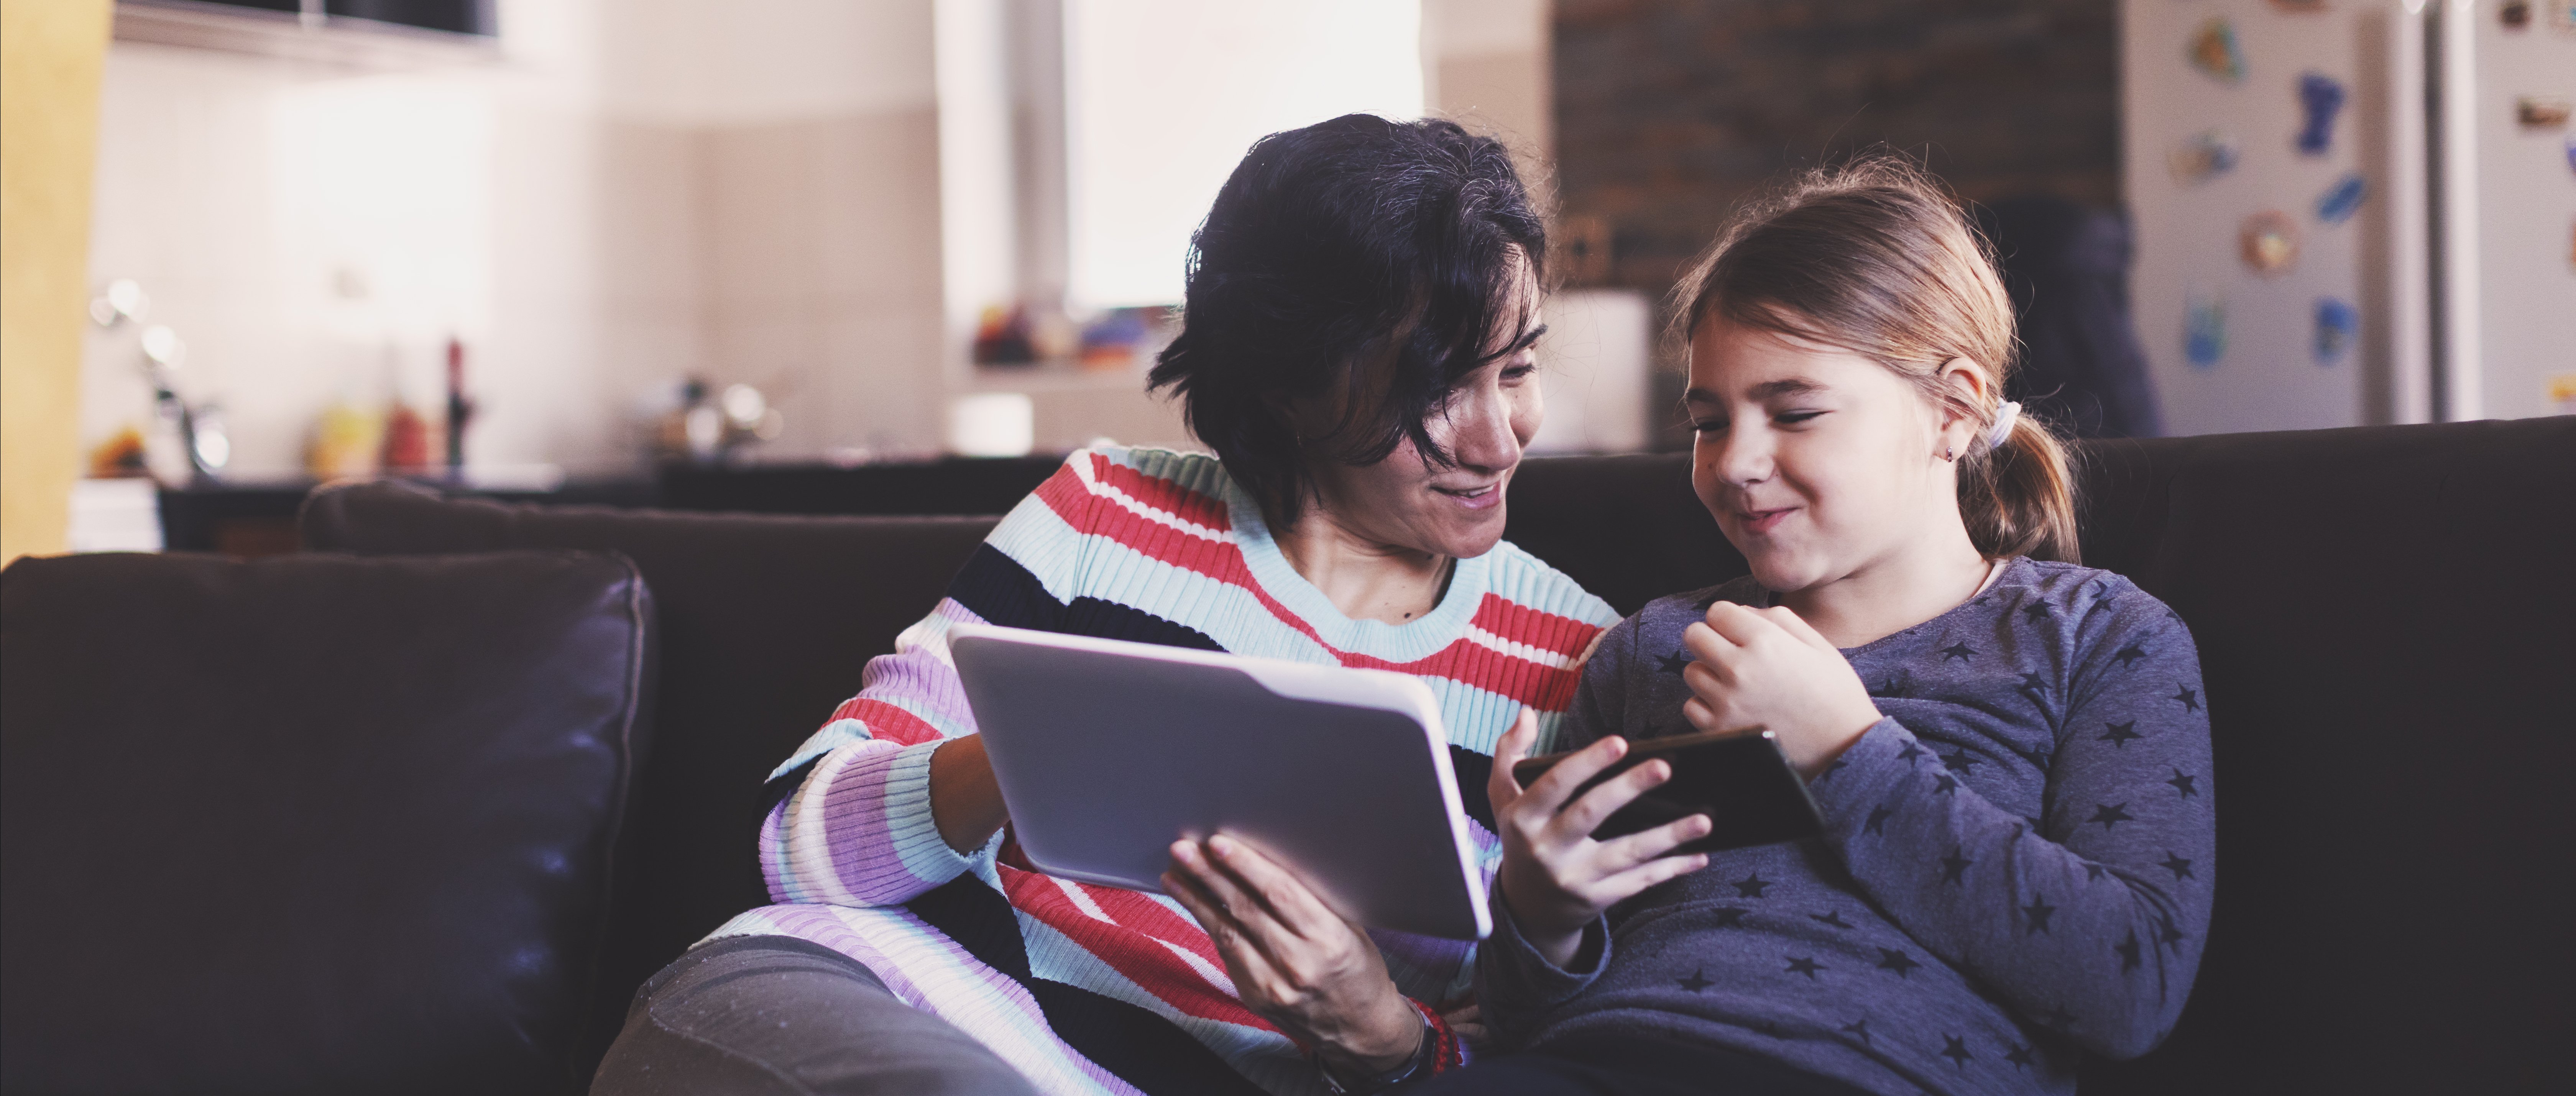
[
  {"x1": 755, "y1": 456, "x2": 1096, "y2": 909},
  {"x1": 1807, "y1": 602, "x2": 2215, "y2": 1060}
]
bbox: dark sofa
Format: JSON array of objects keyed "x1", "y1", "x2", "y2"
[{"x1": 4, "y1": 417, "x2": 2569, "y2": 1094}]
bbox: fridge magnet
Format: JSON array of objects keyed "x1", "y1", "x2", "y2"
[
  {"x1": 2518, "y1": 96, "x2": 2571, "y2": 130},
  {"x1": 2502, "y1": 0, "x2": 2532, "y2": 31},
  {"x1": 2240, "y1": 211, "x2": 2300, "y2": 276},
  {"x1": 2315, "y1": 171, "x2": 2367, "y2": 225},
  {"x1": 2296, "y1": 72, "x2": 2348, "y2": 156},
  {"x1": 2313, "y1": 298, "x2": 2359, "y2": 366},
  {"x1": 2168, "y1": 130, "x2": 2242, "y2": 184},
  {"x1": 2188, "y1": 18, "x2": 2245, "y2": 84},
  {"x1": 2185, "y1": 295, "x2": 2228, "y2": 369}
]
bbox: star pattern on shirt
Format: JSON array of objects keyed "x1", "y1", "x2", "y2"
[
  {"x1": 1783, "y1": 955, "x2": 1825, "y2": 980},
  {"x1": 2156, "y1": 915, "x2": 2188, "y2": 953},
  {"x1": 1875, "y1": 948, "x2": 1922, "y2": 978},
  {"x1": 2016, "y1": 742, "x2": 2054, "y2": 770},
  {"x1": 1940, "y1": 748, "x2": 1983, "y2": 773},
  {"x1": 2111, "y1": 642, "x2": 2149, "y2": 669},
  {"x1": 1657, "y1": 650, "x2": 1692, "y2": 676},
  {"x1": 2004, "y1": 1043, "x2": 2036, "y2": 1070},
  {"x1": 2159, "y1": 852, "x2": 2195, "y2": 880},
  {"x1": 1941, "y1": 1034, "x2": 1975, "y2": 1068},
  {"x1": 1933, "y1": 773, "x2": 1960, "y2": 795},
  {"x1": 1678, "y1": 968, "x2": 1712, "y2": 993},
  {"x1": 1940, "y1": 849, "x2": 1973, "y2": 884},
  {"x1": 1809, "y1": 910, "x2": 1853, "y2": 929},
  {"x1": 2084, "y1": 862, "x2": 2110, "y2": 882},
  {"x1": 2022, "y1": 894, "x2": 2057, "y2": 934},
  {"x1": 1938, "y1": 642, "x2": 1976, "y2": 662},
  {"x1": 2088, "y1": 802, "x2": 2134, "y2": 831},
  {"x1": 2099, "y1": 720, "x2": 2142, "y2": 748},
  {"x1": 1896, "y1": 741, "x2": 1926, "y2": 765},
  {"x1": 1865, "y1": 804, "x2": 1894, "y2": 835},
  {"x1": 2022, "y1": 601, "x2": 2052, "y2": 625},
  {"x1": 2171, "y1": 685, "x2": 2200, "y2": 712},
  {"x1": 1872, "y1": 669, "x2": 1916, "y2": 699},
  {"x1": 2017, "y1": 671, "x2": 2051, "y2": 699},
  {"x1": 2166, "y1": 768, "x2": 2199, "y2": 799},
  {"x1": 2116, "y1": 930, "x2": 2143, "y2": 972},
  {"x1": 1733, "y1": 873, "x2": 1773, "y2": 899},
  {"x1": 1706, "y1": 906, "x2": 1751, "y2": 929},
  {"x1": 1840, "y1": 1018, "x2": 1872, "y2": 1046}
]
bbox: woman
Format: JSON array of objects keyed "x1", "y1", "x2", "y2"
[
  {"x1": 1433, "y1": 159, "x2": 2213, "y2": 1094},
  {"x1": 592, "y1": 115, "x2": 1618, "y2": 1096}
]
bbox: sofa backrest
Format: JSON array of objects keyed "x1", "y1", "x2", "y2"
[{"x1": 306, "y1": 417, "x2": 2575, "y2": 1094}]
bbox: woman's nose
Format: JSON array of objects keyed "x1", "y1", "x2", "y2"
[{"x1": 1446, "y1": 386, "x2": 1524, "y2": 473}]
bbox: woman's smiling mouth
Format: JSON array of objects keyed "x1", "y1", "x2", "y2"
[{"x1": 1433, "y1": 482, "x2": 1503, "y2": 510}]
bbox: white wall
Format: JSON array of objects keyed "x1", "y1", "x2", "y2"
[{"x1": 80, "y1": 0, "x2": 948, "y2": 478}]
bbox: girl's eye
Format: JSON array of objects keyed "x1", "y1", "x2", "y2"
[{"x1": 1775, "y1": 410, "x2": 1825, "y2": 426}]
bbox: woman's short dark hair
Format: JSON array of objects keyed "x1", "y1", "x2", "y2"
[{"x1": 1148, "y1": 114, "x2": 1546, "y2": 527}]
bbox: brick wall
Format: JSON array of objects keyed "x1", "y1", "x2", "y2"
[{"x1": 1553, "y1": 0, "x2": 2121, "y2": 295}]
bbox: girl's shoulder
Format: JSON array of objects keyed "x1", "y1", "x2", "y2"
[{"x1": 1998, "y1": 559, "x2": 2200, "y2": 670}]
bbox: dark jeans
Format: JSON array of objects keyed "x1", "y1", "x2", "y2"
[
  {"x1": 1410, "y1": 1031, "x2": 1874, "y2": 1096},
  {"x1": 590, "y1": 935, "x2": 1037, "y2": 1096}
]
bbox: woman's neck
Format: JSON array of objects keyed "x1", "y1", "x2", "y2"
[
  {"x1": 1776, "y1": 516, "x2": 1993, "y2": 650},
  {"x1": 1273, "y1": 507, "x2": 1453, "y2": 626}
]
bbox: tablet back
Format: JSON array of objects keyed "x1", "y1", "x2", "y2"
[{"x1": 949, "y1": 623, "x2": 1490, "y2": 941}]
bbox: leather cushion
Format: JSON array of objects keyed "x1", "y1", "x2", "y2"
[
  {"x1": 297, "y1": 484, "x2": 997, "y2": 1068},
  {"x1": 0, "y1": 550, "x2": 651, "y2": 1096}
]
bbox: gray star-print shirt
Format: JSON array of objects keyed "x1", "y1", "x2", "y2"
[{"x1": 1477, "y1": 558, "x2": 2215, "y2": 1096}]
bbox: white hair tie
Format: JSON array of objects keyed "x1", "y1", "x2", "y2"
[{"x1": 1983, "y1": 401, "x2": 2022, "y2": 450}]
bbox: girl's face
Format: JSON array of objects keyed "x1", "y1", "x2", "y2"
[
  {"x1": 1685, "y1": 312, "x2": 1978, "y2": 593},
  {"x1": 1300, "y1": 260, "x2": 1545, "y2": 561}
]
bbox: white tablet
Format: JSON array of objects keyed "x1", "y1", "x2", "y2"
[{"x1": 947, "y1": 622, "x2": 1491, "y2": 941}]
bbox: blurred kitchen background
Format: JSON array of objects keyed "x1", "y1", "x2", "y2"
[{"x1": 4, "y1": 0, "x2": 2567, "y2": 559}]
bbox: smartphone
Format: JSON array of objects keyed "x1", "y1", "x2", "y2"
[{"x1": 1510, "y1": 728, "x2": 1824, "y2": 856}]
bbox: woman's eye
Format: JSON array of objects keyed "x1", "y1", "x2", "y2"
[
  {"x1": 1501, "y1": 364, "x2": 1536, "y2": 382},
  {"x1": 1691, "y1": 419, "x2": 1728, "y2": 434}
]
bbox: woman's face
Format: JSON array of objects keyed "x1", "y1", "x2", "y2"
[
  {"x1": 1685, "y1": 312, "x2": 1976, "y2": 593},
  {"x1": 1299, "y1": 263, "x2": 1544, "y2": 560}
]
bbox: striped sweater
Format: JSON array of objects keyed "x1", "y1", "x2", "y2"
[{"x1": 705, "y1": 446, "x2": 1618, "y2": 1096}]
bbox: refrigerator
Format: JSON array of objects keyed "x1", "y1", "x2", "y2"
[{"x1": 2120, "y1": 0, "x2": 2575, "y2": 435}]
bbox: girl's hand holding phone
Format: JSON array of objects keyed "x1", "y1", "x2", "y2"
[
  {"x1": 1487, "y1": 710, "x2": 1713, "y2": 970},
  {"x1": 1679, "y1": 602, "x2": 1883, "y2": 780}
]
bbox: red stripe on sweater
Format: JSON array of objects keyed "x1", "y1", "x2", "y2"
[
  {"x1": 826, "y1": 698, "x2": 945, "y2": 747},
  {"x1": 996, "y1": 862, "x2": 1279, "y2": 1032},
  {"x1": 1086, "y1": 453, "x2": 1232, "y2": 533},
  {"x1": 1043, "y1": 454, "x2": 1597, "y2": 708},
  {"x1": 1470, "y1": 594, "x2": 1601, "y2": 658}
]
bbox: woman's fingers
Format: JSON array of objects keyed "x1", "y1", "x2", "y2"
[
  {"x1": 1488, "y1": 709, "x2": 1536, "y2": 813},
  {"x1": 1171, "y1": 841, "x2": 1293, "y2": 948},
  {"x1": 1521, "y1": 735, "x2": 1628, "y2": 819},
  {"x1": 1594, "y1": 812, "x2": 1713, "y2": 870},
  {"x1": 1162, "y1": 868, "x2": 1287, "y2": 994},
  {"x1": 1594, "y1": 850, "x2": 1712, "y2": 903},
  {"x1": 1556, "y1": 756, "x2": 1673, "y2": 838},
  {"x1": 1206, "y1": 834, "x2": 1337, "y2": 941}
]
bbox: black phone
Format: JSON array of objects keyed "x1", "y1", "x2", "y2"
[{"x1": 1510, "y1": 728, "x2": 1824, "y2": 856}]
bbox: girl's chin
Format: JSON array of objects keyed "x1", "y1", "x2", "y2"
[{"x1": 1745, "y1": 555, "x2": 1826, "y2": 594}]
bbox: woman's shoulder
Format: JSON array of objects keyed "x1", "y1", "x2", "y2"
[
  {"x1": 1476, "y1": 540, "x2": 1621, "y2": 629},
  {"x1": 1037, "y1": 445, "x2": 1237, "y2": 527}
]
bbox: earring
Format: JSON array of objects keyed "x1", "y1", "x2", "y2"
[{"x1": 1942, "y1": 443, "x2": 1956, "y2": 463}]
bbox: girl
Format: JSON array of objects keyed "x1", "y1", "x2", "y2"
[{"x1": 1447, "y1": 159, "x2": 2215, "y2": 1096}]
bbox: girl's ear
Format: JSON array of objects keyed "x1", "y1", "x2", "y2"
[{"x1": 1932, "y1": 357, "x2": 1991, "y2": 458}]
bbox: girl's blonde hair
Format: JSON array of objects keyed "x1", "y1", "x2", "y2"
[{"x1": 1669, "y1": 156, "x2": 2081, "y2": 563}]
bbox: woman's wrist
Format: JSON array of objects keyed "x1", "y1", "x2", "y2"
[{"x1": 1316, "y1": 1003, "x2": 1433, "y2": 1093}]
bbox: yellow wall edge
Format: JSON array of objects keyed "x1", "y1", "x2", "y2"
[{"x1": 2, "y1": 0, "x2": 114, "y2": 563}]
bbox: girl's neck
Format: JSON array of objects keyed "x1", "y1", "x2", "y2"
[
  {"x1": 1776, "y1": 516, "x2": 1993, "y2": 650},
  {"x1": 1273, "y1": 505, "x2": 1453, "y2": 626}
]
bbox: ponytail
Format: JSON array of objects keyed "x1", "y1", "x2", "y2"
[
  {"x1": 1961, "y1": 412, "x2": 2081, "y2": 564},
  {"x1": 1672, "y1": 154, "x2": 2083, "y2": 565}
]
